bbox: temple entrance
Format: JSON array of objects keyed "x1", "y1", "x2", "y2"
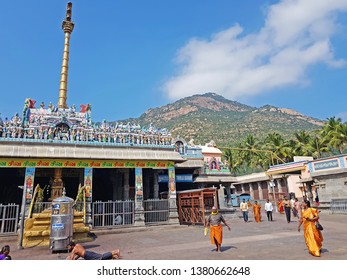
[
  {"x1": 92, "y1": 169, "x2": 136, "y2": 201},
  {"x1": 0, "y1": 168, "x2": 25, "y2": 204},
  {"x1": 33, "y1": 168, "x2": 83, "y2": 201}
]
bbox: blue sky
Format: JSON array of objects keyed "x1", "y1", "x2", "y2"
[{"x1": 1, "y1": 0, "x2": 347, "y2": 123}]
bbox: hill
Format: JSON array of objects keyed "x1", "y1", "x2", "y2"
[{"x1": 115, "y1": 93, "x2": 324, "y2": 147}]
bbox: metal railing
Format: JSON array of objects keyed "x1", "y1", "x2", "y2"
[
  {"x1": 330, "y1": 198, "x2": 347, "y2": 214},
  {"x1": 0, "y1": 199, "x2": 171, "y2": 235},
  {"x1": 92, "y1": 200, "x2": 134, "y2": 228},
  {"x1": 143, "y1": 199, "x2": 169, "y2": 224},
  {"x1": 31, "y1": 202, "x2": 52, "y2": 214},
  {"x1": 0, "y1": 204, "x2": 20, "y2": 235}
]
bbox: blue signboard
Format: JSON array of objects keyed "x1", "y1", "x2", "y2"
[
  {"x1": 314, "y1": 159, "x2": 339, "y2": 171},
  {"x1": 52, "y1": 223, "x2": 64, "y2": 230},
  {"x1": 158, "y1": 174, "x2": 193, "y2": 183}
]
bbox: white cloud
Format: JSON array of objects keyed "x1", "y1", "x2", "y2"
[{"x1": 163, "y1": 0, "x2": 347, "y2": 100}]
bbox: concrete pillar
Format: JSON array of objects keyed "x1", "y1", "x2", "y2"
[
  {"x1": 83, "y1": 168, "x2": 93, "y2": 227},
  {"x1": 144, "y1": 172, "x2": 150, "y2": 200},
  {"x1": 110, "y1": 170, "x2": 120, "y2": 201},
  {"x1": 267, "y1": 181, "x2": 273, "y2": 200},
  {"x1": 276, "y1": 179, "x2": 283, "y2": 199},
  {"x1": 134, "y1": 168, "x2": 145, "y2": 226},
  {"x1": 249, "y1": 183, "x2": 254, "y2": 200},
  {"x1": 123, "y1": 169, "x2": 130, "y2": 201},
  {"x1": 241, "y1": 184, "x2": 245, "y2": 193},
  {"x1": 168, "y1": 167, "x2": 179, "y2": 224},
  {"x1": 257, "y1": 182, "x2": 263, "y2": 200},
  {"x1": 218, "y1": 185, "x2": 226, "y2": 209},
  {"x1": 225, "y1": 184, "x2": 232, "y2": 206},
  {"x1": 153, "y1": 170, "x2": 159, "y2": 199}
]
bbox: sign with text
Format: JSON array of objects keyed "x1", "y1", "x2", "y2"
[
  {"x1": 313, "y1": 159, "x2": 339, "y2": 171},
  {"x1": 0, "y1": 158, "x2": 174, "y2": 169},
  {"x1": 158, "y1": 174, "x2": 193, "y2": 183}
]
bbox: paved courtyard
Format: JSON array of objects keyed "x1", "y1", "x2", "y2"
[{"x1": 1, "y1": 211, "x2": 346, "y2": 260}]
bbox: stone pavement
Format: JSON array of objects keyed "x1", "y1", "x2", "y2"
[{"x1": 1, "y1": 211, "x2": 347, "y2": 260}]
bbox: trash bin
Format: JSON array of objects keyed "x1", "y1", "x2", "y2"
[{"x1": 49, "y1": 193, "x2": 74, "y2": 253}]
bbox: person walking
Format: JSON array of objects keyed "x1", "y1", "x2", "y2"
[
  {"x1": 282, "y1": 196, "x2": 292, "y2": 223},
  {"x1": 205, "y1": 206, "x2": 231, "y2": 253},
  {"x1": 252, "y1": 201, "x2": 262, "y2": 223},
  {"x1": 239, "y1": 199, "x2": 249, "y2": 222},
  {"x1": 292, "y1": 197, "x2": 301, "y2": 219},
  {"x1": 264, "y1": 199, "x2": 273, "y2": 221},
  {"x1": 277, "y1": 199, "x2": 284, "y2": 214},
  {"x1": 297, "y1": 201, "x2": 323, "y2": 257},
  {"x1": 67, "y1": 241, "x2": 121, "y2": 260}
]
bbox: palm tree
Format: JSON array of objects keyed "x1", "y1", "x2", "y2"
[
  {"x1": 304, "y1": 134, "x2": 330, "y2": 159},
  {"x1": 292, "y1": 130, "x2": 312, "y2": 156},
  {"x1": 321, "y1": 117, "x2": 343, "y2": 137},
  {"x1": 325, "y1": 122, "x2": 347, "y2": 154},
  {"x1": 240, "y1": 135, "x2": 264, "y2": 168},
  {"x1": 223, "y1": 148, "x2": 240, "y2": 176},
  {"x1": 263, "y1": 132, "x2": 291, "y2": 163}
]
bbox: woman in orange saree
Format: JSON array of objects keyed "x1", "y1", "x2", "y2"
[
  {"x1": 298, "y1": 201, "x2": 323, "y2": 257},
  {"x1": 277, "y1": 200, "x2": 284, "y2": 214},
  {"x1": 253, "y1": 201, "x2": 261, "y2": 222}
]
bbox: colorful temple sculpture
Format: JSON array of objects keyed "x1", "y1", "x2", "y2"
[{"x1": 0, "y1": 2, "x2": 237, "y2": 245}]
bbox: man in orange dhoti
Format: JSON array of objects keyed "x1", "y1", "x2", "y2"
[
  {"x1": 205, "y1": 206, "x2": 231, "y2": 252},
  {"x1": 253, "y1": 201, "x2": 261, "y2": 222}
]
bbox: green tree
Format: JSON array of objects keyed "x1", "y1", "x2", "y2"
[
  {"x1": 263, "y1": 132, "x2": 291, "y2": 163},
  {"x1": 305, "y1": 134, "x2": 330, "y2": 159}
]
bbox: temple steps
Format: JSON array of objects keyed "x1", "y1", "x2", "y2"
[{"x1": 22, "y1": 210, "x2": 92, "y2": 248}]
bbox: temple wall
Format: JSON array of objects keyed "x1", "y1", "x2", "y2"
[{"x1": 0, "y1": 141, "x2": 183, "y2": 161}]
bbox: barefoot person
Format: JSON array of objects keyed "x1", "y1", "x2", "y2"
[
  {"x1": 205, "y1": 206, "x2": 231, "y2": 252},
  {"x1": 252, "y1": 200, "x2": 262, "y2": 223},
  {"x1": 297, "y1": 201, "x2": 323, "y2": 257},
  {"x1": 67, "y1": 241, "x2": 120, "y2": 260}
]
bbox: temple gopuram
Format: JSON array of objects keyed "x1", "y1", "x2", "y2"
[{"x1": 0, "y1": 2, "x2": 234, "y2": 244}]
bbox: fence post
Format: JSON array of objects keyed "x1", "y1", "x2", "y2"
[{"x1": 18, "y1": 185, "x2": 27, "y2": 249}]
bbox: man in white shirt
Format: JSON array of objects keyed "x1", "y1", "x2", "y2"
[
  {"x1": 264, "y1": 199, "x2": 274, "y2": 221},
  {"x1": 239, "y1": 199, "x2": 249, "y2": 222}
]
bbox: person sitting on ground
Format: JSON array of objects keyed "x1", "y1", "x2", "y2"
[
  {"x1": 67, "y1": 241, "x2": 120, "y2": 260},
  {"x1": 0, "y1": 245, "x2": 12, "y2": 260}
]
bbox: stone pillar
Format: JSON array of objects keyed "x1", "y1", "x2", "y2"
[
  {"x1": 218, "y1": 185, "x2": 226, "y2": 209},
  {"x1": 110, "y1": 170, "x2": 119, "y2": 201},
  {"x1": 153, "y1": 170, "x2": 159, "y2": 199},
  {"x1": 267, "y1": 181, "x2": 273, "y2": 200},
  {"x1": 134, "y1": 168, "x2": 145, "y2": 226},
  {"x1": 225, "y1": 184, "x2": 232, "y2": 206},
  {"x1": 144, "y1": 172, "x2": 150, "y2": 200},
  {"x1": 268, "y1": 180, "x2": 278, "y2": 212},
  {"x1": 257, "y1": 182, "x2": 263, "y2": 200},
  {"x1": 276, "y1": 179, "x2": 283, "y2": 199},
  {"x1": 249, "y1": 183, "x2": 254, "y2": 200},
  {"x1": 168, "y1": 167, "x2": 179, "y2": 224},
  {"x1": 123, "y1": 169, "x2": 130, "y2": 201},
  {"x1": 83, "y1": 168, "x2": 93, "y2": 227}
]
